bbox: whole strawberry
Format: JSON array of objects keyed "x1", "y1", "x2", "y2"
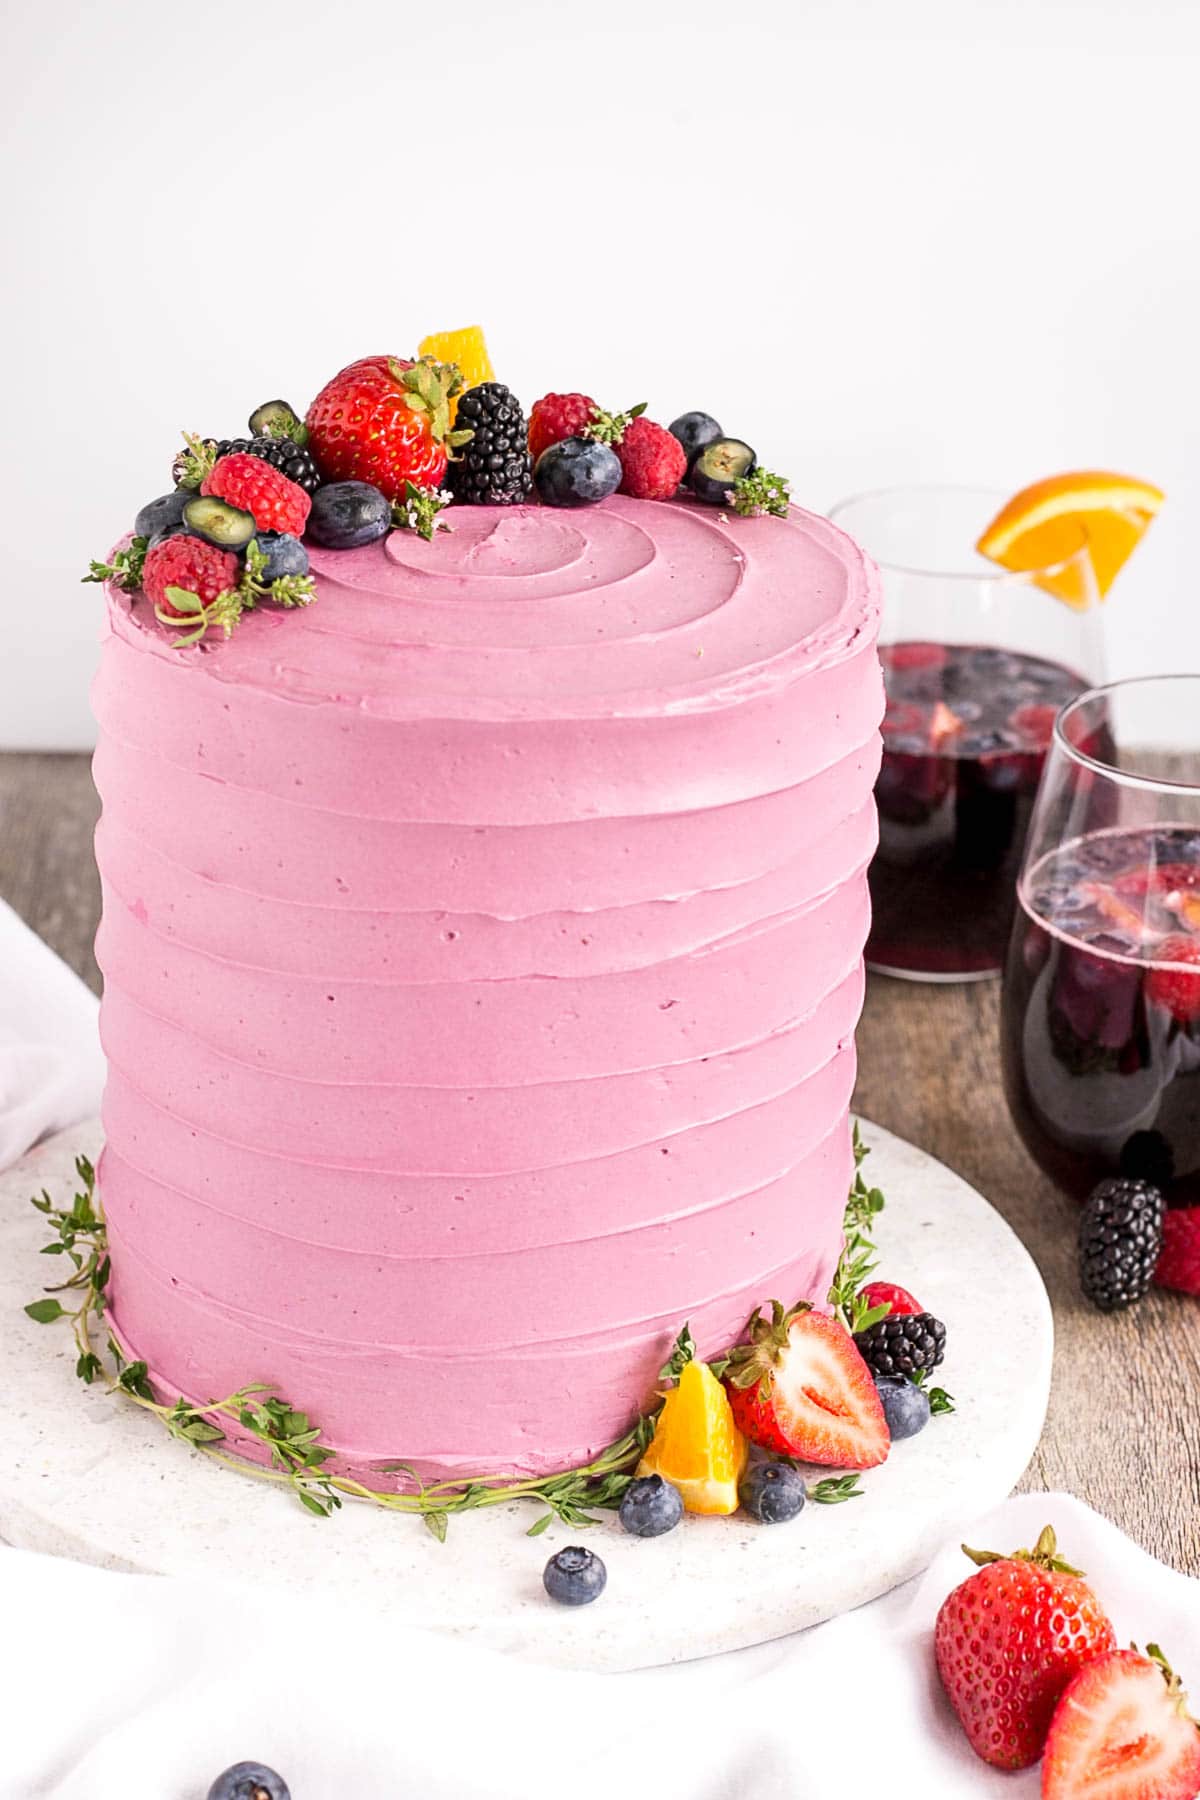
[
  {"x1": 1157, "y1": 1205, "x2": 1200, "y2": 1294},
  {"x1": 202, "y1": 452, "x2": 311, "y2": 537},
  {"x1": 528, "y1": 392, "x2": 598, "y2": 464},
  {"x1": 142, "y1": 537, "x2": 239, "y2": 622},
  {"x1": 616, "y1": 416, "x2": 687, "y2": 501},
  {"x1": 305, "y1": 355, "x2": 470, "y2": 501},
  {"x1": 934, "y1": 1525, "x2": 1116, "y2": 1769}
]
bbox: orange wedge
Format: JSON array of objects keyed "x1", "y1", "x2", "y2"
[
  {"x1": 637, "y1": 1357, "x2": 748, "y2": 1516},
  {"x1": 976, "y1": 470, "x2": 1164, "y2": 609},
  {"x1": 417, "y1": 326, "x2": 495, "y2": 425}
]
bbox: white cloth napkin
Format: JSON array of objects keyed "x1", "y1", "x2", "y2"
[
  {"x1": 0, "y1": 900, "x2": 104, "y2": 1170},
  {"x1": 1, "y1": 1493, "x2": 1196, "y2": 1799}
]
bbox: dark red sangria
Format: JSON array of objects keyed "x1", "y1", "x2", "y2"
[
  {"x1": 1003, "y1": 824, "x2": 1200, "y2": 1205},
  {"x1": 868, "y1": 642, "x2": 1087, "y2": 979}
]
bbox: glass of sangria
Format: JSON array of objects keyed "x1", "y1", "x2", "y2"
[
  {"x1": 1002, "y1": 675, "x2": 1200, "y2": 1205},
  {"x1": 829, "y1": 485, "x2": 1103, "y2": 980}
]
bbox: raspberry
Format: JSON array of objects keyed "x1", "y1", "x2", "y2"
[
  {"x1": 615, "y1": 416, "x2": 687, "y2": 501},
  {"x1": 859, "y1": 1281, "x2": 923, "y2": 1317},
  {"x1": 1145, "y1": 936, "x2": 1200, "y2": 1024},
  {"x1": 1156, "y1": 1206, "x2": 1200, "y2": 1294},
  {"x1": 528, "y1": 393, "x2": 597, "y2": 464},
  {"x1": 142, "y1": 537, "x2": 239, "y2": 619},
  {"x1": 202, "y1": 452, "x2": 311, "y2": 536}
]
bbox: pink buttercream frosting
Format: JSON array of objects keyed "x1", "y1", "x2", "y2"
[{"x1": 92, "y1": 494, "x2": 882, "y2": 1478}]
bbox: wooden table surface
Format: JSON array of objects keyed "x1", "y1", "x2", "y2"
[{"x1": 3, "y1": 752, "x2": 1198, "y2": 1574}]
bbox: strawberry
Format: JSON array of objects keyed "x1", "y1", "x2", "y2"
[
  {"x1": 616, "y1": 415, "x2": 687, "y2": 501},
  {"x1": 305, "y1": 355, "x2": 470, "y2": 501},
  {"x1": 1146, "y1": 936, "x2": 1200, "y2": 1024},
  {"x1": 934, "y1": 1525, "x2": 1116, "y2": 1770},
  {"x1": 142, "y1": 537, "x2": 239, "y2": 622},
  {"x1": 528, "y1": 392, "x2": 598, "y2": 464},
  {"x1": 202, "y1": 452, "x2": 310, "y2": 537},
  {"x1": 1042, "y1": 1645, "x2": 1200, "y2": 1800},
  {"x1": 723, "y1": 1301, "x2": 890, "y2": 1469},
  {"x1": 859, "y1": 1280, "x2": 922, "y2": 1317},
  {"x1": 1157, "y1": 1205, "x2": 1200, "y2": 1294},
  {"x1": 1011, "y1": 701, "x2": 1060, "y2": 749}
]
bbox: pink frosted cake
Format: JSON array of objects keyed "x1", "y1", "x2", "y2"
[{"x1": 90, "y1": 379, "x2": 882, "y2": 1483}]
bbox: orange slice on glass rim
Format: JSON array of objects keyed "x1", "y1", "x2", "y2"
[
  {"x1": 417, "y1": 325, "x2": 495, "y2": 425},
  {"x1": 976, "y1": 470, "x2": 1164, "y2": 609},
  {"x1": 637, "y1": 1357, "x2": 748, "y2": 1516}
]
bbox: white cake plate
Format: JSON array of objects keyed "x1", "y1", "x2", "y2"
[{"x1": 0, "y1": 1118, "x2": 1051, "y2": 1672}]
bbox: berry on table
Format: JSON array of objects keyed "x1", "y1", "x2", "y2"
[
  {"x1": 215, "y1": 435, "x2": 322, "y2": 496},
  {"x1": 202, "y1": 452, "x2": 311, "y2": 537},
  {"x1": 934, "y1": 1525, "x2": 1116, "y2": 1769},
  {"x1": 853, "y1": 1310, "x2": 946, "y2": 1379},
  {"x1": 142, "y1": 537, "x2": 240, "y2": 621},
  {"x1": 206, "y1": 1763, "x2": 291, "y2": 1800},
  {"x1": 543, "y1": 1545, "x2": 607, "y2": 1606},
  {"x1": 688, "y1": 437, "x2": 757, "y2": 505},
  {"x1": 254, "y1": 532, "x2": 310, "y2": 583},
  {"x1": 1157, "y1": 1205, "x2": 1200, "y2": 1295},
  {"x1": 306, "y1": 481, "x2": 391, "y2": 549},
  {"x1": 528, "y1": 391, "x2": 598, "y2": 463},
  {"x1": 617, "y1": 1473, "x2": 684, "y2": 1538},
  {"x1": 615, "y1": 416, "x2": 688, "y2": 501},
  {"x1": 446, "y1": 382, "x2": 533, "y2": 505},
  {"x1": 738, "y1": 1460, "x2": 807, "y2": 1524},
  {"x1": 305, "y1": 354, "x2": 471, "y2": 500},
  {"x1": 859, "y1": 1280, "x2": 922, "y2": 1318},
  {"x1": 1078, "y1": 1176, "x2": 1165, "y2": 1311},
  {"x1": 534, "y1": 436, "x2": 622, "y2": 508},
  {"x1": 1146, "y1": 936, "x2": 1200, "y2": 1024},
  {"x1": 668, "y1": 410, "x2": 723, "y2": 469},
  {"x1": 134, "y1": 490, "x2": 192, "y2": 542},
  {"x1": 182, "y1": 494, "x2": 257, "y2": 554},
  {"x1": 1042, "y1": 1645, "x2": 1200, "y2": 1800},
  {"x1": 723, "y1": 1300, "x2": 890, "y2": 1469}
]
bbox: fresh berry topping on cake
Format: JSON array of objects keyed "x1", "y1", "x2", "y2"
[
  {"x1": 215, "y1": 435, "x2": 322, "y2": 496},
  {"x1": 254, "y1": 532, "x2": 310, "y2": 583},
  {"x1": 542, "y1": 1545, "x2": 607, "y2": 1606},
  {"x1": 528, "y1": 391, "x2": 598, "y2": 463},
  {"x1": 873, "y1": 1375, "x2": 931, "y2": 1440},
  {"x1": 143, "y1": 536, "x2": 240, "y2": 619},
  {"x1": 934, "y1": 1525, "x2": 1117, "y2": 1770},
  {"x1": 247, "y1": 398, "x2": 305, "y2": 441},
  {"x1": 859, "y1": 1280, "x2": 922, "y2": 1317},
  {"x1": 638, "y1": 1355, "x2": 747, "y2": 1515},
  {"x1": 181, "y1": 494, "x2": 257, "y2": 554},
  {"x1": 724, "y1": 1301, "x2": 890, "y2": 1469},
  {"x1": 1156, "y1": 1205, "x2": 1200, "y2": 1294},
  {"x1": 390, "y1": 481, "x2": 453, "y2": 542},
  {"x1": 738, "y1": 1460, "x2": 807, "y2": 1524},
  {"x1": 1042, "y1": 1645, "x2": 1200, "y2": 1800},
  {"x1": 617, "y1": 1472, "x2": 684, "y2": 1538},
  {"x1": 853, "y1": 1309, "x2": 946, "y2": 1379},
  {"x1": 202, "y1": 452, "x2": 311, "y2": 537},
  {"x1": 534, "y1": 436, "x2": 622, "y2": 508},
  {"x1": 688, "y1": 437, "x2": 757, "y2": 505},
  {"x1": 306, "y1": 480, "x2": 392, "y2": 549},
  {"x1": 1078, "y1": 1176, "x2": 1165, "y2": 1311},
  {"x1": 207, "y1": 1761, "x2": 291, "y2": 1800},
  {"x1": 305, "y1": 355, "x2": 471, "y2": 500},
  {"x1": 134, "y1": 491, "x2": 192, "y2": 543},
  {"x1": 668, "y1": 410, "x2": 723, "y2": 470},
  {"x1": 1146, "y1": 936, "x2": 1200, "y2": 1023},
  {"x1": 615, "y1": 415, "x2": 687, "y2": 501},
  {"x1": 446, "y1": 383, "x2": 533, "y2": 505},
  {"x1": 141, "y1": 534, "x2": 314, "y2": 648}
]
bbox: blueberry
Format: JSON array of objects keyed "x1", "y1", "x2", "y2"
[
  {"x1": 248, "y1": 399, "x2": 301, "y2": 439},
  {"x1": 306, "y1": 480, "x2": 391, "y2": 549},
  {"x1": 738, "y1": 1460, "x2": 807, "y2": 1524},
  {"x1": 874, "y1": 1375, "x2": 931, "y2": 1440},
  {"x1": 668, "y1": 411, "x2": 723, "y2": 470},
  {"x1": 688, "y1": 438, "x2": 756, "y2": 505},
  {"x1": 254, "y1": 531, "x2": 310, "y2": 581},
  {"x1": 618, "y1": 1473, "x2": 684, "y2": 1538},
  {"x1": 206, "y1": 1762, "x2": 290, "y2": 1800},
  {"x1": 542, "y1": 1545, "x2": 607, "y2": 1605},
  {"x1": 147, "y1": 520, "x2": 195, "y2": 550},
  {"x1": 534, "y1": 436, "x2": 622, "y2": 508},
  {"x1": 182, "y1": 494, "x2": 257, "y2": 552},
  {"x1": 134, "y1": 490, "x2": 192, "y2": 541}
]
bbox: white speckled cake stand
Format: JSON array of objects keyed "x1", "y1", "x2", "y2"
[{"x1": 0, "y1": 1118, "x2": 1051, "y2": 1672}]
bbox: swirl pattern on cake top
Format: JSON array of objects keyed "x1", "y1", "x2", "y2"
[{"x1": 92, "y1": 494, "x2": 882, "y2": 1478}]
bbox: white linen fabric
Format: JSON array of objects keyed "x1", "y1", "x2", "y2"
[
  {"x1": 0, "y1": 901, "x2": 104, "y2": 1170},
  {"x1": 1, "y1": 1494, "x2": 1196, "y2": 1799}
]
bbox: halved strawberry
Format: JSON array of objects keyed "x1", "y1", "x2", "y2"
[
  {"x1": 723, "y1": 1301, "x2": 890, "y2": 1469},
  {"x1": 1042, "y1": 1645, "x2": 1200, "y2": 1800}
]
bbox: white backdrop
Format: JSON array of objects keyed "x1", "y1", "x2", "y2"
[{"x1": 3, "y1": 0, "x2": 1198, "y2": 749}]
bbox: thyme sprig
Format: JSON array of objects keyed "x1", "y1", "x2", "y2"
[
  {"x1": 83, "y1": 537, "x2": 148, "y2": 593},
  {"x1": 828, "y1": 1123, "x2": 889, "y2": 1333}
]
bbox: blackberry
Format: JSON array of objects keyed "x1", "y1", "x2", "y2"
[
  {"x1": 1078, "y1": 1176, "x2": 1165, "y2": 1311},
  {"x1": 853, "y1": 1310, "x2": 946, "y2": 1379},
  {"x1": 215, "y1": 435, "x2": 322, "y2": 495},
  {"x1": 446, "y1": 382, "x2": 533, "y2": 505}
]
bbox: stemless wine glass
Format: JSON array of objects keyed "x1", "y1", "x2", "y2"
[
  {"x1": 1002, "y1": 675, "x2": 1200, "y2": 1205},
  {"x1": 829, "y1": 486, "x2": 1103, "y2": 980}
]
